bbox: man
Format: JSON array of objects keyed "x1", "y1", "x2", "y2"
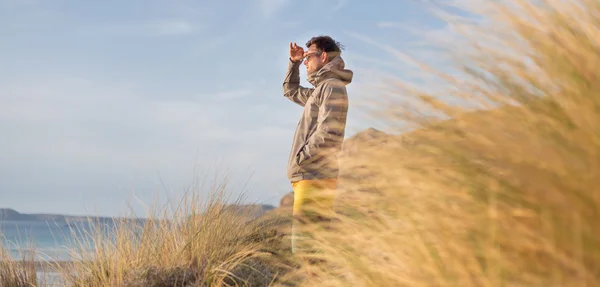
[{"x1": 283, "y1": 35, "x2": 353, "y2": 253}]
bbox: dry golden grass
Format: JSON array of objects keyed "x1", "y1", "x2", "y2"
[
  {"x1": 0, "y1": 241, "x2": 38, "y2": 287},
  {"x1": 282, "y1": 0, "x2": 600, "y2": 286},
  {"x1": 1, "y1": 180, "x2": 300, "y2": 287},
  {"x1": 51, "y1": 180, "x2": 297, "y2": 287}
]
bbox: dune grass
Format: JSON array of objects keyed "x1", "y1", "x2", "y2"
[
  {"x1": 48, "y1": 180, "x2": 297, "y2": 287},
  {"x1": 0, "y1": 240, "x2": 38, "y2": 287},
  {"x1": 2, "y1": 179, "x2": 299, "y2": 287},
  {"x1": 283, "y1": 0, "x2": 600, "y2": 286}
]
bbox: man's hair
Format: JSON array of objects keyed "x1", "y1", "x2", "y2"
[{"x1": 306, "y1": 35, "x2": 344, "y2": 60}]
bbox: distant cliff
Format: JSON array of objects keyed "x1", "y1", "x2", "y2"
[
  {"x1": 0, "y1": 204, "x2": 276, "y2": 223},
  {"x1": 341, "y1": 127, "x2": 390, "y2": 156},
  {"x1": 0, "y1": 208, "x2": 131, "y2": 223},
  {"x1": 222, "y1": 204, "x2": 277, "y2": 218}
]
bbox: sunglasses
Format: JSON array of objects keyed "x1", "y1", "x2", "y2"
[{"x1": 303, "y1": 52, "x2": 322, "y2": 61}]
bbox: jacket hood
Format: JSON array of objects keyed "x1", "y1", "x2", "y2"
[{"x1": 307, "y1": 56, "x2": 353, "y2": 87}]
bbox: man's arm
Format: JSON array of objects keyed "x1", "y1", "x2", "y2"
[
  {"x1": 283, "y1": 59, "x2": 313, "y2": 107},
  {"x1": 296, "y1": 80, "x2": 348, "y2": 167}
]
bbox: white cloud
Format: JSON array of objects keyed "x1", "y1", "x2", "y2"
[
  {"x1": 259, "y1": 0, "x2": 289, "y2": 18},
  {"x1": 208, "y1": 89, "x2": 254, "y2": 102},
  {"x1": 306, "y1": 0, "x2": 347, "y2": 19},
  {"x1": 81, "y1": 19, "x2": 201, "y2": 37},
  {"x1": 193, "y1": 35, "x2": 230, "y2": 56},
  {"x1": 0, "y1": 74, "x2": 295, "y2": 215},
  {"x1": 376, "y1": 21, "x2": 400, "y2": 28},
  {"x1": 329, "y1": 0, "x2": 348, "y2": 14},
  {"x1": 152, "y1": 19, "x2": 200, "y2": 36},
  {"x1": 0, "y1": 0, "x2": 43, "y2": 10},
  {"x1": 2, "y1": 77, "x2": 197, "y2": 172}
]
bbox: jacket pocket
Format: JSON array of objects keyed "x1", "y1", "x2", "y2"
[{"x1": 294, "y1": 138, "x2": 310, "y2": 167}]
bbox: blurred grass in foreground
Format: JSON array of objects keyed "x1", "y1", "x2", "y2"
[
  {"x1": 289, "y1": 0, "x2": 600, "y2": 286},
  {"x1": 0, "y1": 241, "x2": 38, "y2": 287}
]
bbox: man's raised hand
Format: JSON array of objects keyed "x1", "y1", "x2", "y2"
[{"x1": 289, "y1": 42, "x2": 305, "y2": 63}]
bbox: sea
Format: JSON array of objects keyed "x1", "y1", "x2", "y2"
[
  {"x1": 0, "y1": 220, "x2": 102, "y2": 261},
  {"x1": 1, "y1": 220, "x2": 106, "y2": 286}
]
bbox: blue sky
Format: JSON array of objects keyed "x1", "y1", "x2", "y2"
[{"x1": 0, "y1": 0, "x2": 447, "y2": 217}]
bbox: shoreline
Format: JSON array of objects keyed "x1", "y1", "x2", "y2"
[
  {"x1": 2, "y1": 259, "x2": 80, "y2": 272},
  {"x1": 35, "y1": 260, "x2": 75, "y2": 272}
]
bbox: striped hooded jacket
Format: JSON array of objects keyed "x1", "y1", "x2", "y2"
[{"x1": 283, "y1": 55, "x2": 353, "y2": 183}]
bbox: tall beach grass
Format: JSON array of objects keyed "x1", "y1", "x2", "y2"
[
  {"x1": 288, "y1": 0, "x2": 600, "y2": 286},
  {"x1": 49, "y1": 179, "x2": 296, "y2": 287},
  {"x1": 3, "y1": 177, "x2": 299, "y2": 287},
  {"x1": 0, "y1": 240, "x2": 38, "y2": 287}
]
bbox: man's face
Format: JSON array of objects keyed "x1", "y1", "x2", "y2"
[{"x1": 303, "y1": 45, "x2": 325, "y2": 74}]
